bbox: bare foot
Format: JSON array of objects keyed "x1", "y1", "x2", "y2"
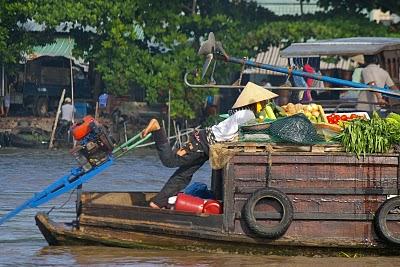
[
  {"x1": 141, "y1": 119, "x2": 160, "y2": 138},
  {"x1": 149, "y1": 201, "x2": 160, "y2": 209}
]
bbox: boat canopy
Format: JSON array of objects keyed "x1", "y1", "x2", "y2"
[{"x1": 281, "y1": 37, "x2": 400, "y2": 58}]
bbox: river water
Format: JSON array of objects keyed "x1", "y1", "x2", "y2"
[{"x1": 0, "y1": 148, "x2": 399, "y2": 266}]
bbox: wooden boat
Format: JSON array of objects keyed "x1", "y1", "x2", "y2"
[
  {"x1": 8, "y1": 126, "x2": 49, "y2": 148},
  {"x1": 35, "y1": 142, "x2": 400, "y2": 255}
]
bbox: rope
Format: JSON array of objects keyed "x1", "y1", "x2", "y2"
[
  {"x1": 46, "y1": 189, "x2": 76, "y2": 215},
  {"x1": 265, "y1": 148, "x2": 273, "y2": 187}
]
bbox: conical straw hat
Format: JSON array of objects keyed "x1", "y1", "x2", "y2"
[{"x1": 232, "y1": 82, "x2": 278, "y2": 109}]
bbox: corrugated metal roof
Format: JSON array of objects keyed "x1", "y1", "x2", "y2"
[
  {"x1": 244, "y1": 46, "x2": 287, "y2": 75},
  {"x1": 244, "y1": 46, "x2": 357, "y2": 75},
  {"x1": 26, "y1": 38, "x2": 88, "y2": 70},
  {"x1": 281, "y1": 37, "x2": 400, "y2": 57},
  {"x1": 28, "y1": 38, "x2": 75, "y2": 59}
]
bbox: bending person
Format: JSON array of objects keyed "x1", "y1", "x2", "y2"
[
  {"x1": 356, "y1": 55, "x2": 398, "y2": 113},
  {"x1": 141, "y1": 82, "x2": 278, "y2": 209}
]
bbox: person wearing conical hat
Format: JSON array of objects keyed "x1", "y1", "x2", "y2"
[{"x1": 141, "y1": 82, "x2": 278, "y2": 209}]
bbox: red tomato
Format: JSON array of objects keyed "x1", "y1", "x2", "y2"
[
  {"x1": 327, "y1": 115, "x2": 333, "y2": 124},
  {"x1": 341, "y1": 115, "x2": 348, "y2": 121},
  {"x1": 333, "y1": 114, "x2": 341, "y2": 124},
  {"x1": 350, "y1": 114, "x2": 358, "y2": 120}
]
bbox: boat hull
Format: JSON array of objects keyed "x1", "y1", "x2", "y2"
[
  {"x1": 35, "y1": 144, "x2": 400, "y2": 255},
  {"x1": 35, "y1": 212, "x2": 400, "y2": 256}
]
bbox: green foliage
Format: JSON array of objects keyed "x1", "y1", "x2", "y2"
[
  {"x1": 0, "y1": 1, "x2": 35, "y2": 67},
  {"x1": 2, "y1": 0, "x2": 400, "y2": 119}
]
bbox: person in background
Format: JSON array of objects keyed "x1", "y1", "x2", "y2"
[
  {"x1": 140, "y1": 82, "x2": 278, "y2": 209},
  {"x1": 356, "y1": 55, "x2": 398, "y2": 113},
  {"x1": 61, "y1": 97, "x2": 74, "y2": 122},
  {"x1": 340, "y1": 55, "x2": 365, "y2": 100},
  {"x1": 98, "y1": 92, "x2": 109, "y2": 117},
  {"x1": 351, "y1": 55, "x2": 365, "y2": 83},
  {"x1": 57, "y1": 97, "x2": 75, "y2": 139},
  {"x1": 0, "y1": 94, "x2": 4, "y2": 116},
  {"x1": 4, "y1": 90, "x2": 10, "y2": 117}
]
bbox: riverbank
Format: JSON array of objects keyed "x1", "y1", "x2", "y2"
[
  {"x1": 0, "y1": 116, "x2": 113, "y2": 132},
  {"x1": 0, "y1": 116, "x2": 115, "y2": 149}
]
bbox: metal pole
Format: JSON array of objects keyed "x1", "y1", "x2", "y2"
[
  {"x1": 168, "y1": 88, "x2": 171, "y2": 140},
  {"x1": 225, "y1": 56, "x2": 400, "y2": 97}
]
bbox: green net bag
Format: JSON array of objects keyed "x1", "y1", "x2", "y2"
[{"x1": 266, "y1": 114, "x2": 325, "y2": 145}]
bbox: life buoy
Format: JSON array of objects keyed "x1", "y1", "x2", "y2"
[
  {"x1": 374, "y1": 196, "x2": 400, "y2": 245},
  {"x1": 243, "y1": 187, "x2": 293, "y2": 239}
]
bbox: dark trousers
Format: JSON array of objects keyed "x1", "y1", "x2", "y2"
[{"x1": 151, "y1": 129, "x2": 209, "y2": 207}]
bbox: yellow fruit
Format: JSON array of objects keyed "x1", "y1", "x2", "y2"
[
  {"x1": 287, "y1": 107, "x2": 296, "y2": 115},
  {"x1": 311, "y1": 103, "x2": 319, "y2": 112},
  {"x1": 256, "y1": 102, "x2": 262, "y2": 113},
  {"x1": 312, "y1": 111, "x2": 320, "y2": 117},
  {"x1": 265, "y1": 106, "x2": 276, "y2": 119},
  {"x1": 295, "y1": 103, "x2": 303, "y2": 112},
  {"x1": 309, "y1": 116, "x2": 317, "y2": 123},
  {"x1": 318, "y1": 105, "x2": 328, "y2": 123}
]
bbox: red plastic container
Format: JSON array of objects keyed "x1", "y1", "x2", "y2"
[
  {"x1": 203, "y1": 200, "x2": 223, "y2": 214},
  {"x1": 174, "y1": 193, "x2": 205, "y2": 214}
]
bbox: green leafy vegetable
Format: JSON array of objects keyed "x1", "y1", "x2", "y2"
[{"x1": 335, "y1": 112, "x2": 396, "y2": 157}]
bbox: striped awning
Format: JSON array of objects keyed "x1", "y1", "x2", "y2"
[{"x1": 244, "y1": 46, "x2": 357, "y2": 75}]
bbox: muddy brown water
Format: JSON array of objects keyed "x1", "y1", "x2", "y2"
[{"x1": 0, "y1": 148, "x2": 399, "y2": 266}]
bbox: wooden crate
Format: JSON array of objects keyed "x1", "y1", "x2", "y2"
[{"x1": 221, "y1": 141, "x2": 344, "y2": 153}]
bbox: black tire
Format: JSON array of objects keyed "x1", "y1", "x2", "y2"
[
  {"x1": 374, "y1": 196, "x2": 400, "y2": 245},
  {"x1": 35, "y1": 97, "x2": 48, "y2": 117},
  {"x1": 243, "y1": 187, "x2": 293, "y2": 239}
]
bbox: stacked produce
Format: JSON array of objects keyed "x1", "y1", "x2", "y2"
[
  {"x1": 252, "y1": 100, "x2": 400, "y2": 156},
  {"x1": 256, "y1": 102, "x2": 329, "y2": 124},
  {"x1": 256, "y1": 102, "x2": 282, "y2": 122},
  {"x1": 281, "y1": 103, "x2": 327, "y2": 123},
  {"x1": 335, "y1": 112, "x2": 400, "y2": 157},
  {"x1": 326, "y1": 113, "x2": 367, "y2": 125}
]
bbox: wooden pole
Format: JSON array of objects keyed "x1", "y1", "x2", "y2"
[
  {"x1": 94, "y1": 101, "x2": 99, "y2": 120},
  {"x1": 69, "y1": 37, "x2": 77, "y2": 148},
  {"x1": 1, "y1": 63, "x2": 4, "y2": 97},
  {"x1": 185, "y1": 119, "x2": 189, "y2": 142},
  {"x1": 49, "y1": 89, "x2": 66, "y2": 149},
  {"x1": 70, "y1": 57, "x2": 74, "y2": 124}
]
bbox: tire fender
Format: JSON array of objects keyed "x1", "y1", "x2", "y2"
[{"x1": 243, "y1": 187, "x2": 293, "y2": 239}]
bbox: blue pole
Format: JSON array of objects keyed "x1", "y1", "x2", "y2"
[
  {"x1": 226, "y1": 56, "x2": 400, "y2": 98},
  {"x1": 0, "y1": 158, "x2": 113, "y2": 225}
]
